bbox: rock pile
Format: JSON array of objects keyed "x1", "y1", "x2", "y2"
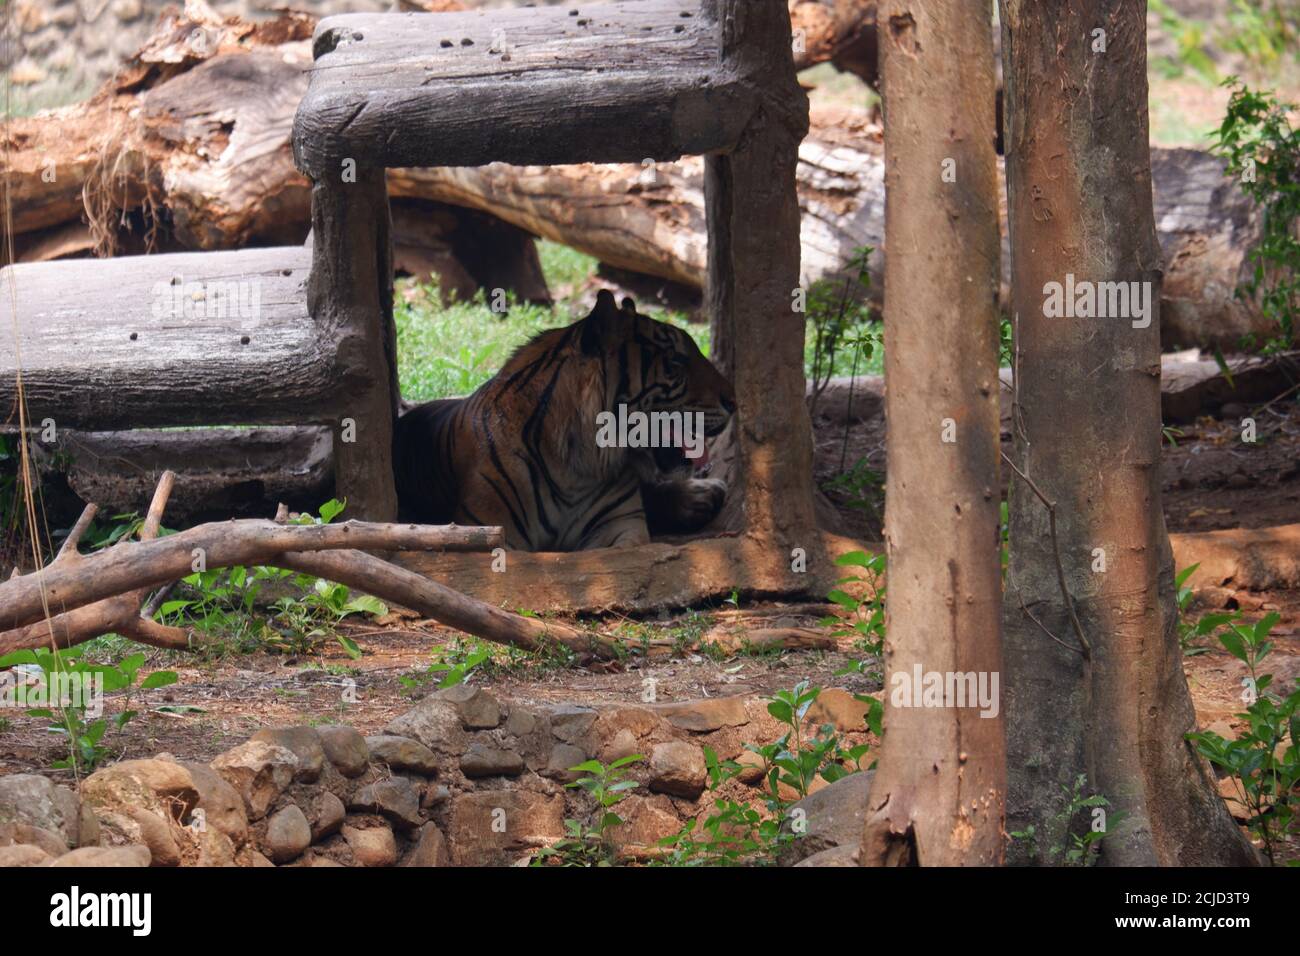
[{"x1": 0, "y1": 687, "x2": 874, "y2": 867}]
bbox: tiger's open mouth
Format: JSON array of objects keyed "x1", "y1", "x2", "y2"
[{"x1": 652, "y1": 440, "x2": 713, "y2": 477}]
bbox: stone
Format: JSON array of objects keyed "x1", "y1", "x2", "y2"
[
  {"x1": 650, "y1": 697, "x2": 749, "y2": 732},
  {"x1": 318, "y1": 725, "x2": 370, "y2": 778},
  {"x1": 210, "y1": 741, "x2": 298, "y2": 821},
  {"x1": 449, "y1": 791, "x2": 565, "y2": 866},
  {"x1": 648, "y1": 741, "x2": 706, "y2": 798},
  {"x1": 265, "y1": 805, "x2": 312, "y2": 864},
  {"x1": 402, "y1": 822, "x2": 449, "y2": 867},
  {"x1": 310, "y1": 792, "x2": 346, "y2": 841},
  {"x1": 504, "y1": 707, "x2": 537, "y2": 736},
  {"x1": 0, "y1": 822, "x2": 68, "y2": 858},
  {"x1": 182, "y1": 761, "x2": 248, "y2": 847},
  {"x1": 0, "y1": 774, "x2": 82, "y2": 847},
  {"x1": 420, "y1": 784, "x2": 452, "y2": 812},
  {"x1": 460, "y1": 742, "x2": 525, "y2": 778},
  {"x1": 365, "y1": 735, "x2": 440, "y2": 775},
  {"x1": 384, "y1": 698, "x2": 467, "y2": 754},
  {"x1": 543, "y1": 743, "x2": 589, "y2": 783},
  {"x1": 593, "y1": 706, "x2": 663, "y2": 743},
  {"x1": 243, "y1": 849, "x2": 276, "y2": 868},
  {"x1": 608, "y1": 795, "x2": 683, "y2": 857},
  {"x1": 0, "y1": 844, "x2": 51, "y2": 866},
  {"x1": 195, "y1": 827, "x2": 238, "y2": 868},
  {"x1": 794, "y1": 844, "x2": 860, "y2": 867},
  {"x1": 436, "y1": 684, "x2": 502, "y2": 729},
  {"x1": 77, "y1": 802, "x2": 101, "y2": 849},
  {"x1": 778, "y1": 770, "x2": 875, "y2": 866},
  {"x1": 350, "y1": 778, "x2": 422, "y2": 830},
  {"x1": 730, "y1": 748, "x2": 767, "y2": 786},
  {"x1": 548, "y1": 704, "x2": 598, "y2": 744},
  {"x1": 805, "y1": 688, "x2": 874, "y2": 733},
  {"x1": 97, "y1": 807, "x2": 180, "y2": 867},
  {"x1": 245, "y1": 728, "x2": 319, "y2": 776},
  {"x1": 111, "y1": 0, "x2": 142, "y2": 21},
  {"x1": 599, "y1": 728, "x2": 642, "y2": 764},
  {"x1": 251, "y1": 727, "x2": 326, "y2": 783},
  {"x1": 48, "y1": 845, "x2": 151, "y2": 867},
  {"x1": 342, "y1": 824, "x2": 397, "y2": 867},
  {"x1": 81, "y1": 759, "x2": 199, "y2": 825}
]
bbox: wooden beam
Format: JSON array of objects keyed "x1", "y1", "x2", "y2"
[
  {"x1": 292, "y1": 2, "x2": 756, "y2": 177},
  {"x1": 0, "y1": 247, "x2": 333, "y2": 430},
  {"x1": 306, "y1": 168, "x2": 400, "y2": 522},
  {"x1": 706, "y1": 0, "x2": 817, "y2": 542}
]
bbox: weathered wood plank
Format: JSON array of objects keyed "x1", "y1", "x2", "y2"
[
  {"x1": 0, "y1": 246, "x2": 341, "y2": 429},
  {"x1": 293, "y1": 2, "x2": 755, "y2": 175}
]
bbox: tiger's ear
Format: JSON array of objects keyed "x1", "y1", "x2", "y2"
[{"x1": 580, "y1": 289, "x2": 624, "y2": 355}]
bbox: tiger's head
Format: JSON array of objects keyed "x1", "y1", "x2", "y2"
[{"x1": 580, "y1": 290, "x2": 735, "y2": 474}]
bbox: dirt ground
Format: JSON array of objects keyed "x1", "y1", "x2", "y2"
[
  {"x1": 3, "y1": 396, "x2": 1297, "y2": 862},
  {"x1": 815, "y1": 388, "x2": 1300, "y2": 542}
]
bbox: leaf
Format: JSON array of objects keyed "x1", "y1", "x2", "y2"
[
  {"x1": 1218, "y1": 628, "x2": 1250, "y2": 663},
  {"x1": 342, "y1": 595, "x2": 388, "y2": 617},
  {"x1": 767, "y1": 699, "x2": 793, "y2": 725},
  {"x1": 318, "y1": 499, "x2": 346, "y2": 524},
  {"x1": 1254, "y1": 612, "x2": 1280, "y2": 642},
  {"x1": 336, "y1": 635, "x2": 363, "y2": 660},
  {"x1": 1174, "y1": 563, "x2": 1201, "y2": 589},
  {"x1": 140, "y1": 671, "x2": 179, "y2": 690}
]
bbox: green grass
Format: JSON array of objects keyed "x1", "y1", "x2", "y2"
[{"x1": 395, "y1": 239, "x2": 883, "y2": 402}]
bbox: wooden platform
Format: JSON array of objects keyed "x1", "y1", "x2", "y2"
[
  {"x1": 292, "y1": 1, "x2": 756, "y2": 176},
  {"x1": 0, "y1": 246, "x2": 342, "y2": 430}
]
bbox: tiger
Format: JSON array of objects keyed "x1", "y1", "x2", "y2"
[{"x1": 393, "y1": 290, "x2": 735, "y2": 550}]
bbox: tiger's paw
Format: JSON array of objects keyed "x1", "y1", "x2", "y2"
[{"x1": 674, "y1": 477, "x2": 727, "y2": 529}]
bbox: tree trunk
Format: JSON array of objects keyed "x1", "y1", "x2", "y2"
[
  {"x1": 999, "y1": 0, "x2": 1257, "y2": 866},
  {"x1": 858, "y1": 0, "x2": 1004, "y2": 868}
]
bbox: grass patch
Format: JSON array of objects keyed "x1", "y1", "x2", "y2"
[{"x1": 396, "y1": 239, "x2": 883, "y2": 403}]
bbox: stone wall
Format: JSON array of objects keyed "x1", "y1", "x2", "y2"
[{"x1": 0, "y1": 687, "x2": 874, "y2": 867}]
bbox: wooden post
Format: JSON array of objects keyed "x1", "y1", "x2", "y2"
[
  {"x1": 705, "y1": 0, "x2": 816, "y2": 546},
  {"x1": 307, "y1": 167, "x2": 399, "y2": 521}
]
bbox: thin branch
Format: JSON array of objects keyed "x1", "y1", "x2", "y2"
[
  {"x1": 55, "y1": 503, "x2": 98, "y2": 563},
  {"x1": 1001, "y1": 450, "x2": 1091, "y2": 659}
]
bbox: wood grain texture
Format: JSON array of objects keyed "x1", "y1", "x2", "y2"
[
  {"x1": 0, "y1": 246, "x2": 347, "y2": 430},
  {"x1": 292, "y1": 1, "x2": 756, "y2": 175}
]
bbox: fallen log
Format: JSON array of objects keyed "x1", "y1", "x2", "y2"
[
  {"x1": 0, "y1": 474, "x2": 503, "y2": 633},
  {"x1": 0, "y1": 471, "x2": 630, "y2": 659}
]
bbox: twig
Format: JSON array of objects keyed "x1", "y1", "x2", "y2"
[{"x1": 1001, "y1": 450, "x2": 1091, "y2": 659}]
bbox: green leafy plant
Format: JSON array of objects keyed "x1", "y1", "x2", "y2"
[
  {"x1": 1212, "y1": 80, "x2": 1299, "y2": 351},
  {"x1": 659, "y1": 682, "x2": 876, "y2": 866},
  {"x1": 1221, "y1": 0, "x2": 1300, "y2": 69},
  {"x1": 155, "y1": 499, "x2": 385, "y2": 658},
  {"x1": 1186, "y1": 611, "x2": 1298, "y2": 864},
  {"x1": 807, "y1": 246, "x2": 877, "y2": 417},
  {"x1": 531, "y1": 755, "x2": 644, "y2": 866},
  {"x1": 0, "y1": 646, "x2": 178, "y2": 773},
  {"x1": 1009, "y1": 774, "x2": 1119, "y2": 867},
  {"x1": 1174, "y1": 563, "x2": 1239, "y2": 658},
  {"x1": 825, "y1": 550, "x2": 886, "y2": 658},
  {"x1": 401, "y1": 639, "x2": 494, "y2": 692},
  {"x1": 1148, "y1": 0, "x2": 1219, "y2": 80}
]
